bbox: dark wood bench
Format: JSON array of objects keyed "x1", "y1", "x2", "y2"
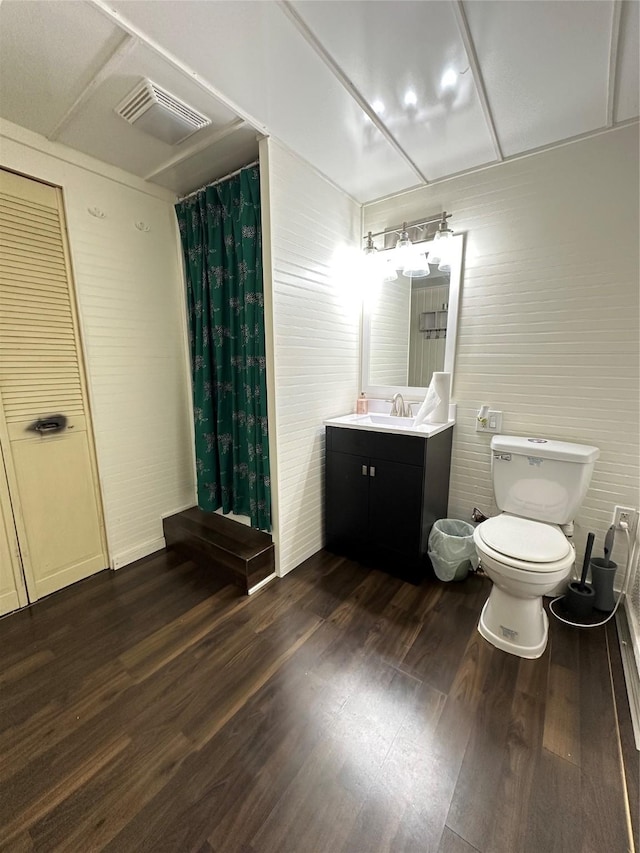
[{"x1": 163, "y1": 507, "x2": 275, "y2": 594}]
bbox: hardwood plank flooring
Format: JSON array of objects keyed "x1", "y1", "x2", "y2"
[{"x1": 0, "y1": 550, "x2": 634, "y2": 853}]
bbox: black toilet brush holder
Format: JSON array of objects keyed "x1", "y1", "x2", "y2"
[{"x1": 565, "y1": 580, "x2": 595, "y2": 619}]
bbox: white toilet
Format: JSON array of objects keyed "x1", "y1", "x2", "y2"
[{"x1": 473, "y1": 435, "x2": 599, "y2": 659}]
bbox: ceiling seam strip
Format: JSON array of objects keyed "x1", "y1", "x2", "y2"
[
  {"x1": 606, "y1": 0, "x2": 623, "y2": 127},
  {"x1": 47, "y1": 33, "x2": 137, "y2": 141},
  {"x1": 87, "y1": 0, "x2": 268, "y2": 136},
  {"x1": 143, "y1": 118, "x2": 247, "y2": 180},
  {"x1": 363, "y1": 118, "x2": 639, "y2": 208},
  {"x1": 276, "y1": 0, "x2": 429, "y2": 186},
  {"x1": 451, "y1": 0, "x2": 504, "y2": 162}
]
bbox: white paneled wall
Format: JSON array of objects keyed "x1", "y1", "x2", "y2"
[
  {"x1": 368, "y1": 274, "x2": 410, "y2": 386},
  {"x1": 262, "y1": 139, "x2": 361, "y2": 576},
  {"x1": 408, "y1": 283, "x2": 449, "y2": 387},
  {"x1": 0, "y1": 120, "x2": 196, "y2": 568},
  {"x1": 365, "y1": 125, "x2": 639, "y2": 649}
]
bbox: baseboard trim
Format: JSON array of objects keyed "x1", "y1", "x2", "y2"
[
  {"x1": 248, "y1": 573, "x2": 277, "y2": 595},
  {"x1": 111, "y1": 537, "x2": 166, "y2": 570},
  {"x1": 618, "y1": 604, "x2": 640, "y2": 750},
  {"x1": 0, "y1": 589, "x2": 20, "y2": 616},
  {"x1": 161, "y1": 503, "x2": 197, "y2": 520}
]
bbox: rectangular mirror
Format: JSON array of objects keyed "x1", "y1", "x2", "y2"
[{"x1": 362, "y1": 233, "x2": 464, "y2": 400}]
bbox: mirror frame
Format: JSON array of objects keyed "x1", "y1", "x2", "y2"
[{"x1": 361, "y1": 233, "x2": 464, "y2": 401}]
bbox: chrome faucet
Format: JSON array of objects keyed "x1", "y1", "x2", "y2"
[{"x1": 390, "y1": 392, "x2": 410, "y2": 418}]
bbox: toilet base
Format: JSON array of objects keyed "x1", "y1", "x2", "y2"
[{"x1": 478, "y1": 586, "x2": 549, "y2": 659}]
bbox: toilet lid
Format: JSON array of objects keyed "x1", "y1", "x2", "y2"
[{"x1": 478, "y1": 515, "x2": 571, "y2": 563}]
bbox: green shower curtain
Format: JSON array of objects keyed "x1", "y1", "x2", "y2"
[{"x1": 175, "y1": 164, "x2": 271, "y2": 531}]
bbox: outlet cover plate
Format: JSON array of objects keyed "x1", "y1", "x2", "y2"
[{"x1": 476, "y1": 410, "x2": 503, "y2": 433}]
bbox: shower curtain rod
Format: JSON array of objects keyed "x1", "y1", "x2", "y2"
[{"x1": 178, "y1": 159, "x2": 260, "y2": 202}]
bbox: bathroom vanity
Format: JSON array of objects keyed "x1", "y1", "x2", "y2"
[{"x1": 324, "y1": 418, "x2": 453, "y2": 583}]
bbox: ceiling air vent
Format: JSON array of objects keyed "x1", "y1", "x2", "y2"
[{"x1": 115, "y1": 79, "x2": 211, "y2": 145}]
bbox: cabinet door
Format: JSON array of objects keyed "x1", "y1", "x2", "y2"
[
  {"x1": 368, "y1": 459, "x2": 424, "y2": 556},
  {"x1": 325, "y1": 451, "x2": 370, "y2": 553}
]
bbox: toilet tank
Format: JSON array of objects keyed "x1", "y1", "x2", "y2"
[{"x1": 491, "y1": 435, "x2": 599, "y2": 524}]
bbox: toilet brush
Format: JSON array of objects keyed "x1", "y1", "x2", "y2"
[{"x1": 565, "y1": 532, "x2": 596, "y2": 619}]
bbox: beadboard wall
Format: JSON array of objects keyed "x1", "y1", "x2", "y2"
[
  {"x1": 409, "y1": 282, "x2": 449, "y2": 387},
  {"x1": 364, "y1": 125, "x2": 640, "y2": 665},
  {"x1": 368, "y1": 272, "x2": 410, "y2": 386},
  {"x1": 262, "y1": 138, "x2": 361, "y2": 576},
  {"x1": 0, "y1": 120, "x2": 196, "y2": 569}
]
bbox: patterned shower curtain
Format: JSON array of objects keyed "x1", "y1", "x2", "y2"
[{"x1": 175, "y1": 164, "x2": 271, "y2": 531}]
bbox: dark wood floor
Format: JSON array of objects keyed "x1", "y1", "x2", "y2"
[{"x1": 0, "y1": 549, "x2": 635, "y2": 853}]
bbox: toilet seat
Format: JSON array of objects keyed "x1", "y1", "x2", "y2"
[{"x1": 474, "y1": 514, "x2": 573, "y2": 574}]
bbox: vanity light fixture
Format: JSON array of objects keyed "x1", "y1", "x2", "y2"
[
  {"x1": 382, "y1": 255, "x2": 398, "y2": 282},
  {"x1": 403, "y1": 250, "x2": 430, "y2": 278},
  {"x1": 361, "y1": 211, "x2": 454, "y2": 276},
  {"x1": 428, "y1": 212, "x2": 454, "y2": 267},
  {"x1": 363, "y1": 232, "x2": 377, "y2": 258},
  {"x1": 394, "y1": 222, "x2": 412, "y2": 269}
]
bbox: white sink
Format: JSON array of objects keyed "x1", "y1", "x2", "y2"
[
  {"x1": 324, "y1": 411, "x2": 454, "y2": 438},
  {"x1": 355, "y1": 413, "x2": 416, "y2": 428}
]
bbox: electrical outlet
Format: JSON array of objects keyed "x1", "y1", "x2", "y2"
[
  {"x1": 476, "y1": 410, "x2": 503, "y2": 433},
  {"x1": 612, "y1": 505, "x2": 639, "y2": 536}
]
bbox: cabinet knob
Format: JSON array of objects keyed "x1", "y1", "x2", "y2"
[
  {"x1": 370, "y1": 466, "x2": 376, "y2": 477},
  {"x1": 361, "y1": 465, "x2": 368, "y2": 476}
]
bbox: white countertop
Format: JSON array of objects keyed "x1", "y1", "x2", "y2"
[{"x1": 324, "y1": 412, "x2": 455, "y2": 439}]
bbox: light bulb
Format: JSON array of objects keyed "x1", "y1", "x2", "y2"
[
  {"x1": 441, "y1": 68, "x2": 458, "y2": 90},
  {"x1": 404, "y1": 89, "x2": 418, "y2": 108}
]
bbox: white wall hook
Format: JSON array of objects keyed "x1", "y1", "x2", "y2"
[
  {"x1": 87, "y1": 207, "x2": 106, "y2": 218},
  {"x1": 135, "y1": 221, "x2": 150, "y2": 232}
]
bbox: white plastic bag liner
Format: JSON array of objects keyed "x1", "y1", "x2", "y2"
[{"x1": 428, "y1": 519, "x2": 478, "y2": 581}]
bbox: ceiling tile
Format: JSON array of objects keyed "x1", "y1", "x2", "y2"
[
  {"x1": 57, "y1": 42, "x2": 241, "y2": 180},
  {"x1": 290, "y1": 0, "x2": 498, "y2": 180},
  {"x1": 463, "y1": 0, "x2": 612, "y2": 156},
  {"x1": 0, "y1": 0, "x2": 122, "y2": 137},
  {"x1": 152, "y1": 126, "x2": 260, "y2": 195},
  {"x1": 107, "y1": 1, "x2": 421, "y2": 201},
  {"x1": 616, "y1": 0, "x2": 640, "y2": 122}
]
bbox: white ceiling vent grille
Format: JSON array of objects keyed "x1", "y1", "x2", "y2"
[{"x1": 115, "y1": 79, "x2": 211, "y2": 145}]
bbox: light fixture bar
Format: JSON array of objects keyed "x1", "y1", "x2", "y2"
[{"x1": 362, "y1": 211, "x2": 452, "y2": 242}]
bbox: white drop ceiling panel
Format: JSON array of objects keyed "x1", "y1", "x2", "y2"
[
  {"x1": 107, "y1": 0, "x2": 421, "y2": 201},
  {"x1": 0, "y1": 0, "x2": 122, "y2": 137},
  {"x1": 57, "y1": 41, "x2": 240, "y2": 179},
  {"x1": 290, "y1": 0, "x2": 497, "y2": 180},
  {"x1": 153, "y1": 125, "x2": 260, "y2": 195},
  {"x1": 616, "y1": 0, "x2": 640, "y2": 122},
  {"x1": 463, "y1": 0, "x2": 612, "y2": 156},
  {"x1": 0, "y1": 0, "x2": 635, "y2": 203}
]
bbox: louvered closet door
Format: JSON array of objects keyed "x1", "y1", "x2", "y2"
[
  {"x1": 0, "y1": 441, "x2": 26, "y2": 615},
  {"x1": 0, "y1": 169, "x2": 107, "y2": 601}
]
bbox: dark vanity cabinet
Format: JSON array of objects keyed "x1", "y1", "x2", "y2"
[{"x1": 325, "y1": 425, "x2": 453, "y2": 583}]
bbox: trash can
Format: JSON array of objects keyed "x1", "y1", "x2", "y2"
[{"x1": 428, "y1": 519, "x2": 478, "y2": 582}]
